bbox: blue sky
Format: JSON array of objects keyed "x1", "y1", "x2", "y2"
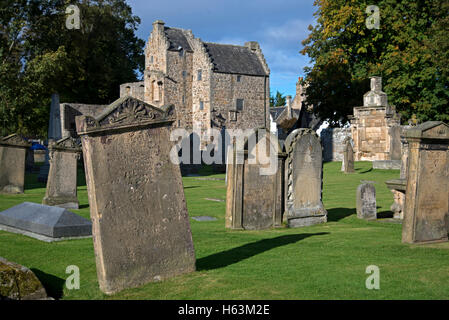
[{"x1": 127, "y1": 0, "x2": 317, "y2": 98}]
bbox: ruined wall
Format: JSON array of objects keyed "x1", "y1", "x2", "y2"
[
  {"x1": 190, "y1": 38, "x2": 212, "y2": 139},
  {"x1": 144, "y1": 21, "x2": 168, "y2": 106},
  {"x1": 165, "y1": 50, "x2": 193, "y2": 129},
  {"x1": 119, "y1": 82, "x2": 145, "y2": 101}
]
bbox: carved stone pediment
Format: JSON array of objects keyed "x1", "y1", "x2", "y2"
[
  {"x1": 76, "y1": 96, "x2": 176, "y2": 134},
  {"x1": 49, "y1": 137, "x2": 81, "y2": 152},
  {"x1": 0, "y1": 134, "x2": 31, "y2": 148}
]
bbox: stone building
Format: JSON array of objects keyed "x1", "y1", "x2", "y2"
[{"x1": 123, "y1": 20, "x2": 270, "y2": 137}]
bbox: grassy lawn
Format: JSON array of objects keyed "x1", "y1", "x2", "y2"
[{"x1": 0, "y1": 161, "x2": 448, "y2": 300}]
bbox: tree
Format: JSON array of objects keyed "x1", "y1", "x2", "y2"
[
  {"x1": 0, "y1": 0, "x2": 145, "y2": 137},
  {"x1": 270, "y1": 90, "x2": 287, "y2": 107},
  {"x1": 301, "y1": 0, "x2": 449, "y2": 126}
]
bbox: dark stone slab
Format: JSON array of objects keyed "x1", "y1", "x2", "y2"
[{"x1": 0, "y1": 202, "x2": 92, "y2": 238}]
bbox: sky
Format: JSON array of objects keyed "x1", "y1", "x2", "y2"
[{"x1": 126, "y1": 0, "x2": 317, "y2": 98}]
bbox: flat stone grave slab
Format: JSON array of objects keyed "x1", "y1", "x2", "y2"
[
  {"x1": 0, "y1": 202, "x2": 92, "y2": 241},
  {"x1": 191, "y1": 216, "x2": 217, "y2": 221},
  {"x1": 204, "y1": 198, "x2": 225, "y2": 202}
]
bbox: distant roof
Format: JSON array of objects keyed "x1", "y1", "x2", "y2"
[
  {"x1": 203, "y1": 43, "x2": 268, "y2": 76},
  {"x1": 270, "y1": 107, "x2": 300, "y2": 122},
  {"x1": 270, "y1": 107, "x2": 285, "y2": 121},
  {"x1": 164, "y1": 27, "x2": 192, "y2": 52}
]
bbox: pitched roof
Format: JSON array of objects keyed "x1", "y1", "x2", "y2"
[
  {"x1": 203, "y1": 43, "x2": 268, "y2": 76},
  {"x1": 164, "y1": 27, "x2": 193, "y2": 52}
]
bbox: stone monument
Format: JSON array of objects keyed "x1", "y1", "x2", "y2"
[
  {"x1": 42, "y1": 137, "x2": 81, "y2": 209},
  {"x1": 0, "y1": 134, "x2": 31, "y2": 193},
  {"x1": 76, "y1": 96, "x2": 196, "y2": 294},
  {"x1": 284, "y1": 129, "x2": 327, "y2": 227},
  {"x1": 402, "y1": 121, "x2": 449, "y2": 244},
  {"x1": 226, "y1": 129, "x2": 285, "y2": 230},
  {"x1": 356, "y1": 183, "x2": 377, "y2": 220},
  {"x1": 350, "y1": 77, "x2": 401, "y2": 162}
]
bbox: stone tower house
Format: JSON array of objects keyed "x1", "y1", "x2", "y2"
[{"x1": 123, "y1": 20, "x2": 270, "y2": 136}]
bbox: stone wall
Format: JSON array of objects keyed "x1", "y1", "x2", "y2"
[
  {"x1": 320, "y1": 127, "x2": 352, "y2": 162},
  {"x1": 119, "y1": 82, "x2": 145, "y2": 101}
]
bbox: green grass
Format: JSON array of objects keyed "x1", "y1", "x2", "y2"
[{"x1": 0, "y1": 161, "x2": 448, "y2": 300}]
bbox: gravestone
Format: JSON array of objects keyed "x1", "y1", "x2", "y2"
[
  {"x1": 25, "y1": 148, "x2": 34, "y2": 172},
  {"x1": 38, "y1": 93, "x2": 62, "y2": 183},
  {"x1": 284, "y1": 129, "x2": 327, "y2": 227},
  {"x1": 356, "y1": 183, "x2": 377, "y2": 220},
  {"x1": 402, "y1": 121, "x2": 449, "y2": 244},
  {"x1": 42, "y1": 137, "x2": 81, "y2": 209},
  {"x1": 342, "y1": 138, "x2": 355, "y2": 173},
  {"x1": 0, "y1": 202, "x2": 91, "y2": 240},
  {"x1": 0, "y1": 134, "x2": 31, "y2": 194},
  {"x1": 226, "y1": 129, "x2": 285, "y2": 230},
  {"x1": 76, "y1": 96, "x2": 195, "y2": 294}
]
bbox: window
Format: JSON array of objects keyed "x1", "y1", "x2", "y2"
[
  {"x1": 237, "y1": 75, "x2": 241, "y2": 82},
  {"x1": 236, "y1": 99, "x2": 244, "y2": 111},
  {"x1": 197, "y1": 70, "x2": 202, "y2": 81},
  {"x1": 182, "y1": 95, "x2": 185, "y2": 104},
  {"x1": 150, "y1": 56, "x2": 153, "y2": 63},
  {"x1": 182, "y1": 71, "x2": 187, "y2": 78},
  {"x1": 199, "y1": 101, "x2": 204, "y2": 110},
  {"x1": 179, "y1": 49, "x2": 184, "y2": 57}
]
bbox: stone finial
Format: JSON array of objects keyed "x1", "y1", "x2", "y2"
[
  {"x1": 370, "y1": 76, "x2": 382, "y2": 91},
  {"x1": 363, "y1": 76, "x2": 388, "y2": 107}
]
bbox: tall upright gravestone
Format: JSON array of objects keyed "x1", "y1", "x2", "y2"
[
  {"x1": 341, "y1": 138, "x2": 355, "y2": 173},
  {"x1": 76, "y1": 96, "x2": 196, "y2": 294},
  {"x1": 284, "y1": 129, "x2": 327, "y2": 227},
  {"x1": 42, "y1": 137, "x2": 81, "y2": 209},
  {"x1": 38, "y1": 93, "x2": 62, "y2": 182},
  {"x1": 226, "y1": 129, "x2": 285, "y2": 230},
  {"x1": 0, "y1": 134, "x2": 31, "y2": 194},
  {"x1": 402, "y1": 121, "x2": 449, "y2": 244}
]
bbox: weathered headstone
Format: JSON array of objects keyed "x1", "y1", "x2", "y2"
[
  {"x1": 0, "y1": 134, "x2": 31, "y2": 194},
  {"x1": 284, "y1": 129, "x2": 327, "y2": 227},
  {"x1": 0, "y1": 202, "x2": 91, "y2": 240},
  {"x1": 356, "y1": 183, "x2": 377, "y2": 220},
  {"x1": 76, "y1": 96, "x2": 195, "y2": 294},
  {"x1": 25, "y1": 148, "x2": 34, "y2": 172},
  {"x1": 342, "y1": 138, "x2": 355, "y2": 173},
  {"x1": 226, "y1": 129, "x2": 285, "y2": 230},
  {"x1": 402, "y1": 121, "x2": 449, "y2": 244},
  {"x1": 42, "y1": 137, "x2": 81, "y2": 209}
]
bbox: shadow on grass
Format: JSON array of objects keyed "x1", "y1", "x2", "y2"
[
  {"x1": 196, "y1": 233, "x2": 329, "y2": 271},
  {"x1": 31, "y1": 268, "x2": 65, "y2": 300},
  {"x1": 326, "y1": 207, "x2": 355, "y2": 222},
  {"x1": 78, "y1": 204, "x2": 89, "y2": 209},
  {"x1": 358, "y1": 168, "x2": 373, "y2": 174},
  {"x1": 377, "y1": 210, "x2": 394, "y2": 219}
]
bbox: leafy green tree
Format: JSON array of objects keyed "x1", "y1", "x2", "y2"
[
  {"x1": 301, "y1": 0, "x2": 449, "y2": 126},
  {"x1": 270, "y1": 90, "x2": 287, "y2": 107},
  {"x1": 0, "y1": 0, "x2": 145, "y2": 137}
]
